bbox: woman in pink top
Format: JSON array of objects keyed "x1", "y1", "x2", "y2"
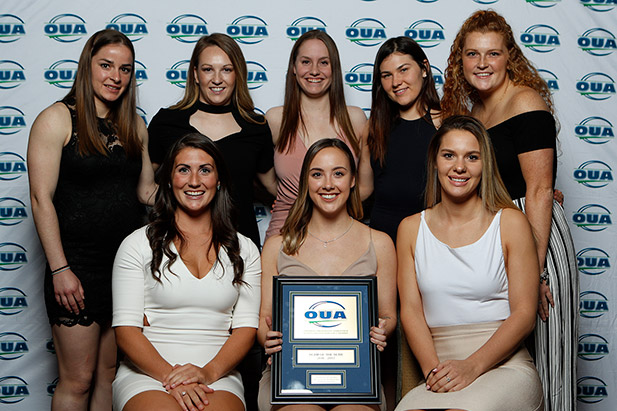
[{"x1": 265, "y1": 30, "x2": 367, "y2": 240}]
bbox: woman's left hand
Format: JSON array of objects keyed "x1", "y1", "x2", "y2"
[
  {"x1": 369, "y1": 318, "x2": 387, "y2": 352},
  {"x1": 538, "y1": 281, "x2": 555, "y2": 322},
  {"x1": 163, "y1": 363, "x2": 212, "y2": 390},
  {"x1": 169, "y1": 382, "x2": 213, "y2": 411},
  {"x1": 427, "y1": 359, "x2": 480, "y2": 393}
]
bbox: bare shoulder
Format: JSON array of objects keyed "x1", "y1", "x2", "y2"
[
  {"x1": 369, "y1": 226, "x2": 395, "y2": 254},
  {"x1": 397, "y1": 212, "x2": 422, "y2": 246},
  {"x1": 30, "y1": 102, "x2": 72, "y2": 142},
  {"x1": 136, "y1": 115, "x2": 148, "y2": 142},
  {"x1": 265, "y1": 106, "x2": 283, "y2": 123},
  {"x1": 265, "y1": 106, "x2": 283, "y2": 143},
  {"x1": 500, "y1": 208, "x2": 532, "y2": 237},
  {"x1": 262, "y1": 234, "x2": 283, "y2": 257},
  {"x1": 508, "y1": 86, "x2": 549, "y2": 115},
  {"x1": 347, "y1": 105, "x2": 368, "y2": 127}
]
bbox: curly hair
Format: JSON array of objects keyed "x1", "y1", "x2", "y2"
[
  {"x1": 441, "y1": 10, "x2": 554, "y2": 119},
  {"x1": 147, "y1": 133, "x2": 244, "y2": 285}
]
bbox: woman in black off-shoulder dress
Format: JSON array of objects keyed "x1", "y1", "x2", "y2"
[{"x1": 441, "y1": 10, "x2": 578, "y2": 411}]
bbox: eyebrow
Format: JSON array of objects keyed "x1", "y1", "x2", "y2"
[{"x1": 97, "y1": 57, "x2": 132, "y2": 67}]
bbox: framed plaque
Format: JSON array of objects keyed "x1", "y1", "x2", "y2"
[{"x1": 271, "y1": 276, "x2": 380, "y2": 404}]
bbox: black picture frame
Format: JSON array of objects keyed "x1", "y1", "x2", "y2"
[{"x1": 271, "y1": 276, "x2": 381, "y2": 405}]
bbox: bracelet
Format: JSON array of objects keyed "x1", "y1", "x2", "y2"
[
  {"x1": 540, "y1": 268, "x2": 549, "y2": 285},
  {"x1": 51, "y1": 265, "x2": 70, "y2": 275}
]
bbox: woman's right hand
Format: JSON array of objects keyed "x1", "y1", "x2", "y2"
[
  {"x1": 263, "y1": 316, "x2": 282, "y2": 364},
  {"x1": 52, "y1": 269, "x2": 85, "y2": 314},
  {"x1": 169, "y1": 383, "x2": 213, "y2": 411}
]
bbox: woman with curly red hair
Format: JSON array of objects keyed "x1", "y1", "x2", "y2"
[{"x1": 441, "y1": 10, "x2": 577, "y2": 411}]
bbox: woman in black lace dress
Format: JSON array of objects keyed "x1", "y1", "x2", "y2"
[{"x1": 27, "y1": 29, "x2": 156, "y2": 411}]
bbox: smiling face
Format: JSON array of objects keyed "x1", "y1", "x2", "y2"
[
  {"x1": 293, "y1": 38, "x2": 332, "y2": 98},
  {"x1": 90, "y1": 44, "x2": 133, "y2": 115},
  {"x1": 462, "y1": 31, "x2": 510, "y2": 97},
  {"x1": 172, "y1": 147, "x2": 219, "y2": 218},
  {"x1": 379, "y1": 52, "x2": 426, "y2": 118},
  {"x1": 436, "y1": 129, "x2": 483, "y2": 201},
  {"x1": 307, "y1": 147, "x2": 355, "y2": 216},
  {"x1": 194, "y1": 46, "x2": 236, "y2": 106}
]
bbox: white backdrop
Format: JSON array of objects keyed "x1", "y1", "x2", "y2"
[{"x1": 0, "y1": 0, "x2": 615, "y2": 409}]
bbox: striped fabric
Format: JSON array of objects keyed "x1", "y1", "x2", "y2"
[{"x1": 514, "y1": 198, "x2": 579, "y2": 411}]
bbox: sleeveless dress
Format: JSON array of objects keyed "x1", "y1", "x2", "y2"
[
  {"x1": 148, "y1": 102, "x2": 274, "y2": 248},
  {"x1": 257, "y1": 235, "x2": 386, "y2": 411},
  {"x1": 266, "y1": 134, "x2": 357, "y2": 240},
  {"x1": 112, "y1": 228, "x2": 261, "y2": 411},
  {"x1": 395, "y1": 211, "x2": 544, "y2": 411},
  {"x1": 488, "y1": 110, "x2": 578, "y2": 411},
  {"x1": 43, "y1": 100, "x2": 143, "y2": 326},
  {"x1": 370, "y1": 116, "x2": 435, "y2": 242}
]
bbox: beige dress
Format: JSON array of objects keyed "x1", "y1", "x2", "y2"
[{"x1": 258, "y1": 239, "x2": 386, "y2": 411}]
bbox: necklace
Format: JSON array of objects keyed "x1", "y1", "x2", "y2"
[
  {"x1": 307, "y1": 217, "x2": 354, "y2": 248},
  {"x1": 195, "y1": 101, "x2": 233, "y2": 114}
]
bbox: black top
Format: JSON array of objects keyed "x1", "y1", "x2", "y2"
[
  {"x1": 370, "y1": 116, "x2": 436, "y2": 242},
  {"x1": 487, "y1": 110, "x2": 557, "y2": 200},
  {"x1": 45, "y1": 100, "x2": 143, "y2": 326},
  {"x1": 148, "y1": 103, "x2": 274, "y2": 247}
]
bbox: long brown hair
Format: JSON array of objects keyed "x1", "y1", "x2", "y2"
[
  {"x1": 276, "y1": 30, "x2": 359, "y2": 155},
  {"x1": 369, "y1": 36, "x2": 441, "y2": 165},
  {"x1": 441, "y1": 10, "x2": 554, "y2": 119},
  {"x1": 425, "y1": 115, "x2": 516, "y2": 212},
  {"x1": 281, "y1": 138, "x2": 363, "y2": 255},
  {"x1": 147, "y1": 133, "x2": 245, "y2": 284},
  {"x1": 65, "y1": 29, "x2": 141, "y2": 158},
  {"x1": 171, "y1": 33, "x2": 263, "y2": 125}
]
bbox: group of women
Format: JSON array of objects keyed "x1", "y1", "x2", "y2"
[{"x1": 27, "y1": 9, "x2": 577, "y2": 411}]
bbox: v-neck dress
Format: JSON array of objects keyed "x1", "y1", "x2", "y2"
[{"x1": 111, "y1": 226, "x2": 261, "y2": 411}]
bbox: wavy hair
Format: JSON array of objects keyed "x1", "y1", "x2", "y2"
[
  {"x1": 425, "y1": 115, "x2": 516, "y2": 212},
  {"x1": 65, "y1": 29, "x2": 141, "y2": 158},
  {"x1": 369, "y1": 36, "x2": 441, "y2": 165},
  {"x1": 171, "y1": 33, "x2": 264, "y2": 125},
  {"x1": 281, "y1": 138, "x2": 362, "y2": 255},
  {"x1": 441, "y1": 10, "x2": 554, "y2": 119},
  {"x1": 147, "y1": 133, "x2": 244, "y2": 284},
  {"x1": 276, "y1": 30, "x2": 359, "y2": 155}
]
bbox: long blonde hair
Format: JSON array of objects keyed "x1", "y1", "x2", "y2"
[
  {"x1": 425, "y1": 115, "x2": 516, "y2": 212},
  {"x1": 281, "y1": 139, "x2": 362, "y2": 255},
  {"x1": 171, "y1": 33, "x2": 264, "y2": 125}
]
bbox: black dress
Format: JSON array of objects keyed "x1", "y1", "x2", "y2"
[
  {"x1": 148, "y1": 102, "x2": 274, "y2": 247},
  {"x1": 44, "y1": 101, "x2": 143, "y2": 326},
  {"x1": 488, "y1": 110, "x2": 578, "y2": 411},
  {"x1": 370, "y1": 116, "x2": 435, "y2": 242}
]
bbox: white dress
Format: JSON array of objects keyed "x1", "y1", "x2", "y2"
[{"x1": 111, "y1": 226, "x2": 261, "y2": 411}]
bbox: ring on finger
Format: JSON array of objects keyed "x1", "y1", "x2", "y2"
[
  {"x1": 181, "y1": 391, "x2": 187, "y2": 396},
  {"x1": 446, "y1": 376, "x2": 451, "y2": 383}
]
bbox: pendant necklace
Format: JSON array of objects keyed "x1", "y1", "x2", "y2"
[{"x1": 307, "y1": 217, "x2": 354, "y2": 248}]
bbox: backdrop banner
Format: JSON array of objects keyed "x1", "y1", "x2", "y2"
[{"x1": 1, "y1": 1, "x2": 615, "y2": 409}]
